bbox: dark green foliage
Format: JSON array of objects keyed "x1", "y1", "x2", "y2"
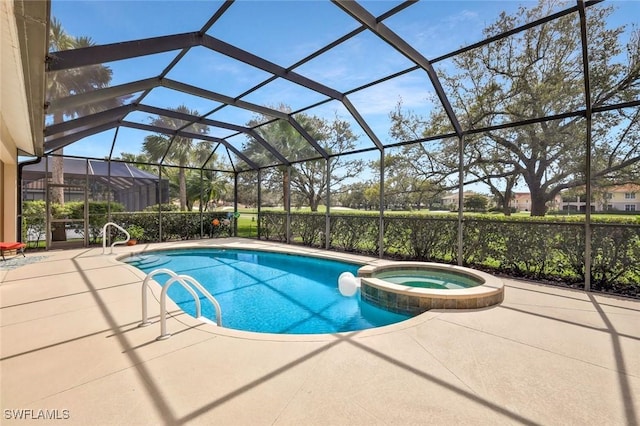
[
  {"x1": 61, "y1": 201, "x2": 126, "y2": 244},
  {"x1": 126, "y1": 224, "x2": 144, "y2": 240},
  {"x1": 206, "y1": 213, "x2": 235, "y2": 239},
  {"x1": 330, "y1": 214, "x2": 379, "y2": 254},
  {"x1": 108, "y1": 211, "x2": 234, "y2": 243},
  {"x1": 23, "y1": 200, "x2": 126, "y2": 245},
  {"x1": 290, "y1": 213, "x2": 325, "y2": 247},
  {"x1": 463, "y1": 218, "x2": 585, "y2": 281},
  {"x1": 590, "y1": 225, "x2": 640, "y2": 291},
  {"x1": 32, "y1": 204, "x2": 636, "y2": 296},
  {"x1": 258, "y1": 213, "x2": 287, "y2": 242},
  {"x1": 143, "y1": 203, "x2": 181, "y2": 212},
  {"x1": 463, "y1": 194, "x2": 488, "y2": 212},
  {"x1": 86, "y1": 201, "x2": 125, "y2": 243},
  {"x1": 22, "y1": 201, "x2": 46, "y2": 247},
  {"x1": 384, "y1": 216, "x2": 457, "y2": 261},
  {"x1": 259, "y1": 211, "x2": 639, "y2": 297}
]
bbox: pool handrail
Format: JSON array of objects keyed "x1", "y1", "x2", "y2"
[
  {"x1": 158, "y1": 274, "x2": 222, "y2": 340},
  {"x1": 139, "y1": 268, "x2": 222, "y2": 340},
  {"x1": 140, "y1": 268, "x2": 201, "y2": 327},
  {"x1": 102, "y1": 222, "x2": 130, "y2": 254}
]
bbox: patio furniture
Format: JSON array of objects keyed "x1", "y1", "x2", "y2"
[{"x1": 0, "y1": 242, "x2": 26, "y2": 261}]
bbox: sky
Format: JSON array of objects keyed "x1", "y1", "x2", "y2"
[{"x1": 47, "y1": 0, "x2": 639, "y2": 190}]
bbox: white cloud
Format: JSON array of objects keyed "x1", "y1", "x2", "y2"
[{"x1": 346, "y1": 72, "x2": 438, "y2": 116}]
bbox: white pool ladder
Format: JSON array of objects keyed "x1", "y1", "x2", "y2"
[
  {"x1": 102, "y1": 222, "x2": 130, "y2": 254},
  {"x1": 139, "y1": 268, "x2": 222, "y2": 340}
]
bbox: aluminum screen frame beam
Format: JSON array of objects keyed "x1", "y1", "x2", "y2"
[
  {"x1": 201, "y1": 35, "x2": 343, "y2": 101},
  {"x1": 578, "y1": 0, "x2": 594, "y2": 292},
  {"x1": 342, "y1": 95, "x2": 384, "y2": 151},
  {"x1": 161, "y1": 79, "x2": 287, "y2": 120},
  {"x1": 45, "y1": 78, "x2": 159, "y2": 114},
  {"x1": 44, "y1": 79, "x2": 325, "y2": 164},
  {"x1": 136, "y1": 104, "x2": 291, "y2": 165},
  {"x1": 162, "y1": 79, "x2": 330, "y2": 160},
  {"x1": 286, "y1": 118, "x2": 329, "y2": 160},
  {"x1": 46, "y1": 32, "x2": 201, "y2": 71},
  {"x1": 120, "y1": 121, "x2": 258, "y2": 169},
  {"x1": 45, "y1": 121, "x2": 120, "y2": 153},
  {"x1": 44, "y1": 117, "x2": 258, "y2": 171},
  {"x1": 46, "y1": 31, "x2": 344, "y2": 102},
  {"x1": 45, "y1": 104, "x2": 136, "y2": 137},
  {"x1": 332, "y1": 0, "x2": 463, "y2": 138},
  {"x1": 47, "y1": 77, "x2": 291, "y2": 126},
  {"x1": 45, "y1": 28, "x2": 362, "y2": 159},
  {"x1": 43, "y1": 1, "x2": 411, "y2": 163}
]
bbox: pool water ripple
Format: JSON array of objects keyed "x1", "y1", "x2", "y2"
[{"x1": 126, "y1": 248, "x2": 409, "y2": 334}]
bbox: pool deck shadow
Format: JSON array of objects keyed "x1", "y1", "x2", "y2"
[{"x1": 1, "y1": 238, "x2": 638, "y2": 425}]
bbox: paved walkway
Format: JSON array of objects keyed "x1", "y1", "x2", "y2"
[{"x1": 1, "y1": 239, "x2": 638, "y2": 425}]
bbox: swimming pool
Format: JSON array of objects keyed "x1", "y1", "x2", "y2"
[{"x1": 125, "y1": 248, "x2": 410, "y2": 334}]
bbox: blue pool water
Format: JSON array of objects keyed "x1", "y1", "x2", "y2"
[
  {"x1": 375, "y1": 269, "x2": 481, "y2": 289},
  {"x1": 125, "y1": 249, "x2": 410, "y2": 334}
]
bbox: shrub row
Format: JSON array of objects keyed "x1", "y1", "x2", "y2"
[
  {"x1": 108, "y1": 211, "x2": 235, "y2": 241},
  {"x1": 22, "y1": 201, "x2": 126, "y2": 246},
  {"x1": 22, "y1": 201, "x2": 235, "y2": 246},
  {"x1": 22, "y1": 203, "x2": 638, "y2": 297},
  {"x1": 259, "y1": 212, "x2": 640, "y2": 297}
]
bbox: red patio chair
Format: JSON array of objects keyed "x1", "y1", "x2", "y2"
[{"x1": 0, "y1": 242, "x2": 26, "y2": 261}]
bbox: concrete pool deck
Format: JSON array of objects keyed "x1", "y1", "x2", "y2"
[{"x1": 1, "y1": 238, "x2": 638, "y2": 425}]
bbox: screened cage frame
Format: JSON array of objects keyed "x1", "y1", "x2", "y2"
[{"x1": 17, "y1": 0, "x2": 640, "y2": 292}]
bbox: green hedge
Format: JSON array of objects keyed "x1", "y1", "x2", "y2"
[
  {"x1": 22, "y1": 203, "x2": 638, "y2": 297},
  {"x1": 259, "y1": 212, "x2": 640, "y2": 297},
  {"x1": 22, "y1": 200, "x2": 46, "y2": 248},
  {"x1": 23, "y1": 202, "x2": 237, "y2": 246},
  {"x1": 23, "y1": 200, "x2": 126, "y2": 246},
  {"x1": 331, "y1": 214, "x2": 379, "y2": 254},
  {"x1": 109, "y1": 211, "x2": 235, "y2": 242}
]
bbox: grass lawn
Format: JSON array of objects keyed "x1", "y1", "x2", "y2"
[
  {"x1": 245, "y1": 207, "x2": 638, "y2": 221},
  {"x1": 236, "y1": 213, "x2": 258, "y2": 237}
]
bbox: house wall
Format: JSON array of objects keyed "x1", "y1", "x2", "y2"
[
  {"x1": 511, "y1": 197, "x2": 530, "y2": 212},
  {"x1": 1, "y1": 0, "x2": 47, "y2": 242},
  {"x1": 1, "y1": 124, "x2": 19, "y2": 242},
  {"x1": 606, "y1": 190, "x2": 639, "y2": 211},
  {"x1": 0, "y1": 160, "x2": 6, "y2": 241}
]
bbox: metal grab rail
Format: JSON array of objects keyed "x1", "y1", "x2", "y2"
[
  {"x1": 139, "y1": 268, "x2": 222, "y2": 340},
  {"x1": 140, "y1": 269, "x2": 200, "y2": 326},
  {"x1": 102, "y1": 222, "x2": 130, "y2": 254}
]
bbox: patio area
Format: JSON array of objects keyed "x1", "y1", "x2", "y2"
[{"x1": 1, "y1": 238, "x2": 638, "y2": 425}]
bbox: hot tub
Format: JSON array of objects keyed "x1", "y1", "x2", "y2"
[{"x1": 358, "y1": 262, "x2": 504, "y2": 315}]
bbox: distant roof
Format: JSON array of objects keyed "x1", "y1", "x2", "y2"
[
  {"x1": 603, "y1": 184, "x2": 640, "y2": 193},
  {"x1": 560, "y1": 184, "x2": 640, "y2": 193},
  {"x1": 21, "y1": 158, "x2": 161, "y2": 191},
  {"x1": 22, "y1": 157, "x2": 158, "y2": 180}
]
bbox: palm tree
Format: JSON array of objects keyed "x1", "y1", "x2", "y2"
[
  {"x1": 246, "y1": 110, "x2": 364, "y2": 212},
  {"x1": 142, "y1": 105, "x2": 212, "y2": 210},
  {"x1": 246, "y1": 106, "x2": 320, "y2": 209},
  {"x1": 47, "y1": 19, "x2": 116, "y2": 239},
  {"x1": 185, "y1": 168, "x2": 229, "y2": 211}
]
